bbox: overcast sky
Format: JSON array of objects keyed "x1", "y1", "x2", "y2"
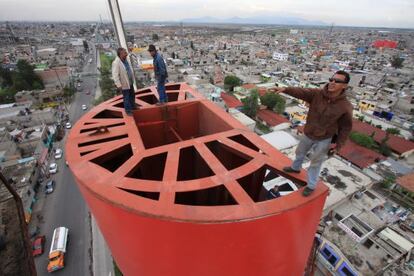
[{"x1": 0, "y1": 0, "x2": 413, "y2": 28}]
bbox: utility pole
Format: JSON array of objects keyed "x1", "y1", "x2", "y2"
[
  {"x1": 107, "y1": 0, "x2": 139, "y2": 90},
  {"x1": 0, "y1": 171, "x2": 37, "y2": 276}
]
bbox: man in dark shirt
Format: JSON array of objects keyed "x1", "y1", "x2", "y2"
[
  {"x1": 270, "y1": 71, "x2": 353, "y2": 197},
  {"x1": 148, "y1": 45, "x2": 168, "y2": 104}
]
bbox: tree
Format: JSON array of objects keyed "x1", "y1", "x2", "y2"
[
  {"x1": 63, "y1": 85, "x2": 75, "y2": 99},
  {"x1": 190, "y1": 41, "x2": 194, "y2": 50},
  {"x1": 391, "y1": 55, "x2": 404, "y2": 69},
  {"x1": 0, "y1": 67, "x2": 13, "y2": 87},
  {"x1": 241, "y1": 89, "x2": 259, "y2": 118},
  {"x1": 379, "y1": 132, "x2": 392, "y2": 156},
  {"x1": 349, "y1": 132, "x2": 376, "y2": 149},
  {"x1": 152, "y1": 33, "x2": 159, "y2": 41},
  {"x1": 260, "y1": 92, "x2": 286, "y2": 114},
  {"x1": 386, "y1": 128, "x2": 400, "y2": 135},
  {"x1": 380, "y1": 175, "x2": 395, "y2": 189},
  {"x1": 224, "y1": 75, "x2": 242, "y2": 92}
]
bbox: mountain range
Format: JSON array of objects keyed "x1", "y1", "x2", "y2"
[{"x1": 181, "y1": 16, "x2": 327, "y2": 26}]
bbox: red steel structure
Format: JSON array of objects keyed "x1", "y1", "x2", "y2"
[{"x1": 66, "y1": 83, "x2": 329, "y2": 276}]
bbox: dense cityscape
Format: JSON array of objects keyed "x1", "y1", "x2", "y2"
[{"x1": 0, "y1": 12, "x2": 413, "y2": 276}]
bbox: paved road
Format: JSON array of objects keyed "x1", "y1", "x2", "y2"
[{"x1": 34, "y1": 48, "x2": 98, "y2": 276}]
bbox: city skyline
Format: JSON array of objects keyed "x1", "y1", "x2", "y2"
[{"x1": 0, "y1": 0, "x2": 413, "y2": 29}]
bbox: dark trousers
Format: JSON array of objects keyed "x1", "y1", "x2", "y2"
[{"x1": 122, "y1": 85, "x2": 135, "y2": 113}]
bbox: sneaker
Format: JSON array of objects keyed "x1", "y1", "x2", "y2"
[
  {"x1": 132, "y1": 106, "x2": 139, "y2": 110},
  {"x1": 283, "y1": 167, "x2": 300, "y2": 174},
  {"x1": 302, "y1": 187, "x2": 314, "y2": 197},
  {"x1": 126, "y1": 112, "x2": 133, "y2": 116}
]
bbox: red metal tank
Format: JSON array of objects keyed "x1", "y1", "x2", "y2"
[{"x1": 66, "y1": 83, "x2": 328, "y2": 276}]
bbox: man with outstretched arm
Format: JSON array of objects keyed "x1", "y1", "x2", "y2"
[{"x1": 270, "y1": 71, "x2": 353, "y2": 196}]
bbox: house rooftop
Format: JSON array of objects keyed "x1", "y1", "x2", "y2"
[{"x1": 257, "y1": 109, "x2": 289, "y2": 127}]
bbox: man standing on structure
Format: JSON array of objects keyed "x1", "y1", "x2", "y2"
[
  {"x1": 148, "y1": 45, "x2": 168, "y2": 105},
  {"x1": 112, "y1": 47, "x2": 137, "y2": 116},
  {"x1": 270, "y1": 71, "x2": 353, "y2": 196}
]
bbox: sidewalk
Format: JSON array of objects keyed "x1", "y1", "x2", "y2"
[{"x1": 92, "y1": 215, "x2": 114, "y2": 276}]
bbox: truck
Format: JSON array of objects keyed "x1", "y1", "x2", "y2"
[{"x1": 47, "y1": 227, "x2": 69, "y2": 273}]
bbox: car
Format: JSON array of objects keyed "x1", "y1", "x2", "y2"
[
  {"x1": 54, "y1": 148, "x2": 63, "y2": 159},
  {"x1": 65, "y1": 122, "x2": 72, "y2": 129},
  {"x1": 32, "y1": 235, "x2": 46, "y2": 256},
  {"x1": 81, "y1": 104, "x2": 87, "y2": 110},
  {"x1": 49, "y1": 163, "x2": 58, "y2": 174},
  {"x1": 86, "y1": 90, "x2": 91, "y2": 95},
  {"x1": 45, "y1": 180, "x2": 55, "y2": 194}
]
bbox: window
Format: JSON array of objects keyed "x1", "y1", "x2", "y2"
[
  {"x1": 335, "y1": 213, "x2": 343, "y2": 221},
  {"x1": 338, "y1": 262, "x2": 357, "y2": 276},
  {"x1": 321, "y1": 245, "x2": 339, "y2": 266}
]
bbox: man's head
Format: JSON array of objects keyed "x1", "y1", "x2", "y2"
[
  {"x1": 327, "y1": 70, "x2": 350, "y2": 98},
  {"x1": 117, "y1": 47, "x2": 128, "y2": 61},
  {"x1": 148, "y1": 44, "x2": 157, "y2": 57}
]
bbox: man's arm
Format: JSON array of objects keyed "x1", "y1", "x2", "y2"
[
  {"x1": 269, "y1": 87, "x2": 318, "y2": 103},
  {"x1": 335, "y1": 107, "x2": 353, "y2": 150},
  {"x1": 111, "y1": 60, "x2": 122, "y2": 89}
]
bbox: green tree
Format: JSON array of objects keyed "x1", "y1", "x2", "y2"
[
  {"x1": 0, "y1": 67, "x2": 13, "y2": 87},
  {"x1": 380, "y1": 175, "x2": 396, "y2": 189},
  {"x1": 349, "y1": 132, "x2": 376, "y2": 149},
  {"x1": 379, "y1": 132, "x2": 392, "y2": 156},
  {"x1": 63, "y1": 85, "x2": 75, "y2": 99},
  {"x1": 260, "y1": 92, "x2": 286, "y2": 114},
  {"x1": 391, "y1": 55, "x2": 404, "y2": 68},
  {"x1": 241, "y1": 89, "x2": 259, "y2": 118},
  {"x1": 99, "y1": 66, "x2": 116, "y2": 101},
  {"x1": 15, "y1": 60, "x2": 44, "y2": 90},
  {"x1": 224, "y1": 75, "x2": 242, "y2": 92},
  {"x1": 386, "y1": 128, "x2": 400, "y2": 135},
  {"x1": 190, "y1": 41, "x2": 194, "y2": 50},
  {"x1": 152, "y1": 33, "x2": 159, "y2": 41}
]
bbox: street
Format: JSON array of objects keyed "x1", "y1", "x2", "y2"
[{"x1": 33, "y1": 44, "x2": 110, "y2": 276}]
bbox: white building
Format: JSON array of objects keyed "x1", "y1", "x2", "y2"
[{"x1": 272, "y1": 52, "x2": 289, "y2": 61}]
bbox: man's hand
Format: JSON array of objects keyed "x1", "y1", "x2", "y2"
[{"x1": 268, "y1": 87, "x2": 286, "y2": 93}]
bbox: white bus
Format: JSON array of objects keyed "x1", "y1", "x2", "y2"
[{"x1": 47, "y1": 227, "x2": 69, "y2": 273}]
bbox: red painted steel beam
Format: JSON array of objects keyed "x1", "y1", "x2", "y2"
[{"x1": 66, "y1": 83, "x2": 328, "y2": 276}]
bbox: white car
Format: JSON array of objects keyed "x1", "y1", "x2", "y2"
[
  {"x1": 55, "y1": 149, "x2": 63, "y2": 159},
  {"x1": 49, "y1": 163, "x2": 58, "y2": 174},
  {"x1": 65, "y1": 122, "x2": 72, "y2": 129},
  {"x1": 81, "y1": 104, "x2": 87, "y2": 110}
]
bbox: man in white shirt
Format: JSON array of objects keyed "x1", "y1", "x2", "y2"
[{"x1": 112, "y1": 47, "x2": 138, "y2": 115}]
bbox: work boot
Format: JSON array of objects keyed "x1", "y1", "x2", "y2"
[
  {"x1": 283, "y1": 167, "x2": 300, "y2": 174},
  {"x1": 302, "y1": 187, "x2": 314, "y2": 197}
]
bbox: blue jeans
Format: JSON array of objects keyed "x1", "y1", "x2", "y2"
[
  {"x1": 122, "y1": 86, "x2": 135, "y2": 113},
  {"x1": 291, "y1": 135, "x2": 331, "y2": 190},
  {"x1": 157, "y1": 78, "x2": 167, "y2": 103}
]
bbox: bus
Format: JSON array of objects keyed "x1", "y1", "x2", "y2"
[{"x1": 47, "y1": 227, "x2": 69, "y2": 273}]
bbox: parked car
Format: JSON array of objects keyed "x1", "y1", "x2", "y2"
[
  {"x1": 86, "y1": 90, "x2": 91, "y2": 95},
  {"x1": 81, "y1": 104, "x2": 87, "y2": 110},
  {"x1": 32, "y1": 235, "x2": 46, "y2": 257},
  {"x1": 65, "y1": 122, "x2": 72, "y2": 129},
  {"x1": 55, "y1": 148, "x2": 63, "y2": 159},
  {"x1": 45, "y1": 180, "x2": 55, "y2": 194},
  {"x1": 49, "y1": 163, "x2": 58, "y2": 174}
]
